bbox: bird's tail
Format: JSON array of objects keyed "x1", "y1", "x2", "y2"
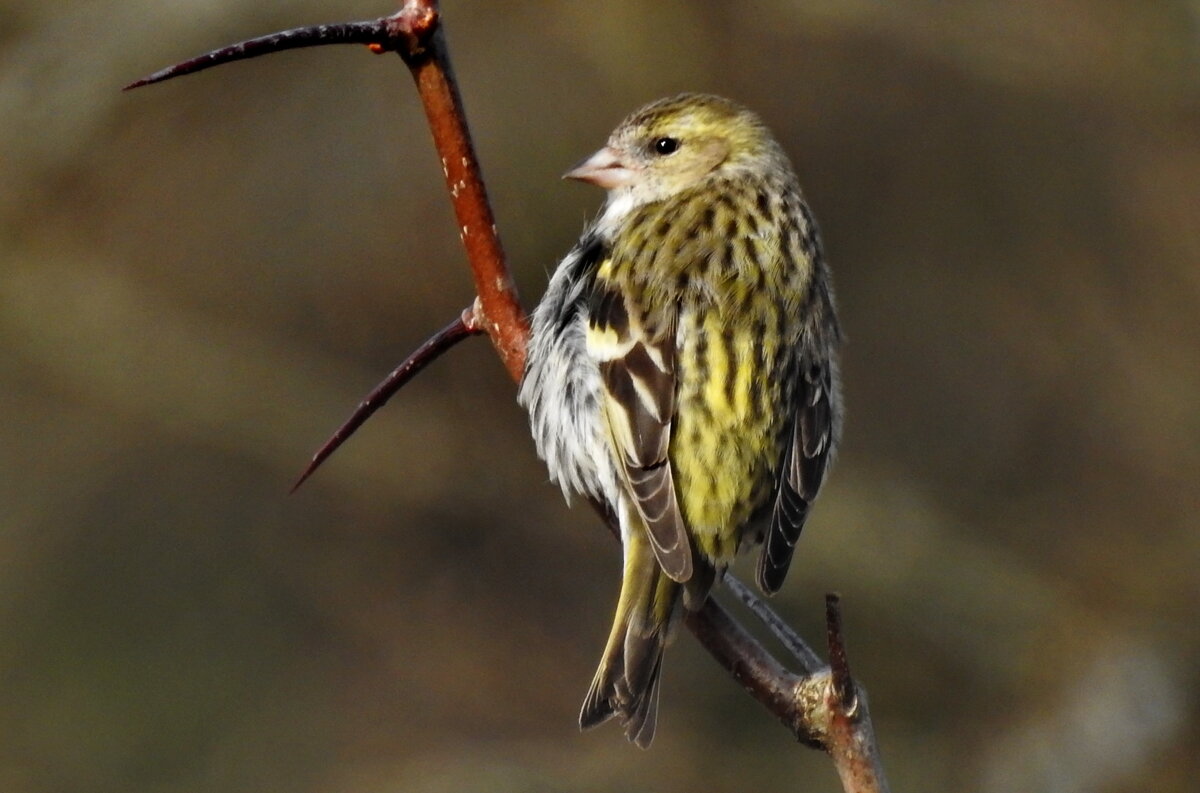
[{"x1": 579, "y1": 520, "x2": 681, "y2": 748}]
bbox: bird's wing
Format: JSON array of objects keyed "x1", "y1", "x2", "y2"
[
  {"x1": 587, "y1": 281, "x2": 693, "y2": 583},
  {"x1": 757, "y1": 348, "x2": 836, "y2": 594}
]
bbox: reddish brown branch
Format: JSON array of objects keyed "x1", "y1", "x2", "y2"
[
  {"x1": 291, "y1": 305, "x2": 482, "y2": 492},
  {"x1": 685, "y1": 598, "x2": 823, "y2": 749},
  {"x1": 392, "y1": 5, "x2": 528, "y2": 379},
  {"x1": 821, "y1": 597, "x2": 890, "y2": 793}
]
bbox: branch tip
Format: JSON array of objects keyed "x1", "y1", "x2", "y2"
[
  {"x1": 290, "y1": 309, "x2": 481, "y2": 492},
  {"x1": 123, "y1": 20, "x2": 393, "y2": 89},
  {"x1": 122, "y1": 4, "x2": 450, "y2": 91},
  {"x1": 825, "y1": 592, "x2": 857, "y2": 714}
]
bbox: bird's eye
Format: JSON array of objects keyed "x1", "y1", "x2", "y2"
[{"x1": 653, "y1": 137, "x2": 680, "y2": 156}]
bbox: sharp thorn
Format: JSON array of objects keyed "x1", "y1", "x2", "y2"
[
  {"x1": 290, "y1": 310, "x2": 481, "y2": 492},
  {"x1": 124, "y1": 18, "x2": 391, "y2": 90}
]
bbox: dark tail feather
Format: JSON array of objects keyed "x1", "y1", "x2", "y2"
[
  {"x1": 579, "y1": 624, "x2": 669, "y2": 748},
  {"x1": 579, "y1": 661, "x2": 620, "y2": 729},
  {"x1": 624, "y1": 653, "x2": 663, "y2": 748},
  {"x1": 579, "y1": 525, "x2": 680, "y2": 747}
]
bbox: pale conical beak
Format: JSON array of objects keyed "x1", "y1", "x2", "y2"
[{"x1": 563, "y1": 146, "x2": 637, "y2": 189}]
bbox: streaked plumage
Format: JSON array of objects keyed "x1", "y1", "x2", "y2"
[{"x1": 519, "y1": 94, "x2": 842, "y2": 747}]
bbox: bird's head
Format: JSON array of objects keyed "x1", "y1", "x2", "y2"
[{"x1": 565, "y1": 93, "x2": 784, "y2": 209}]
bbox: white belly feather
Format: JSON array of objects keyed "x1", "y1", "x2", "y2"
[{"x1": 518, "y1": 242, "x2": 620, "y2": 510}]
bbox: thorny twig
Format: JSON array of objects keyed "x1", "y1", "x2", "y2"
[
  {"x1": 291, "y1": 304, "x2": 483, "y2": 492},
  {"x1": 127, "y1": 3, "x2": 888, "y2": 789}
]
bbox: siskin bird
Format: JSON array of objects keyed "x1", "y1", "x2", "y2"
[{"x1": 519, "y1": 93, "x2": 842, "y2": 747}]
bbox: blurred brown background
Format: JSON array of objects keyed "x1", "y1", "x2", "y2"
[{"x1": 3, "y1": 1, "x2": 1198, "y2": 791}]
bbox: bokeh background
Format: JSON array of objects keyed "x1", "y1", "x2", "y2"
[{"x1": 4, "y1": 1, "x2": 1199, "y2": 791}]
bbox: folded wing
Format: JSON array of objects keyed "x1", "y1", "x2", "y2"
[
  {"x1": 757, "y1": 352, "x2": 835, "y2": 593},
  {"x1": 588, "y1": 282, "x2": 693, "y2": 583}
]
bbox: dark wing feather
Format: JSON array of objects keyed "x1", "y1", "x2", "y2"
[
  {"x1": 588, "y1": 282, "x2": 693, "y2": 583},
  {"x1": 756, "y1": 353, "x2": 835, "y2": 594}
]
